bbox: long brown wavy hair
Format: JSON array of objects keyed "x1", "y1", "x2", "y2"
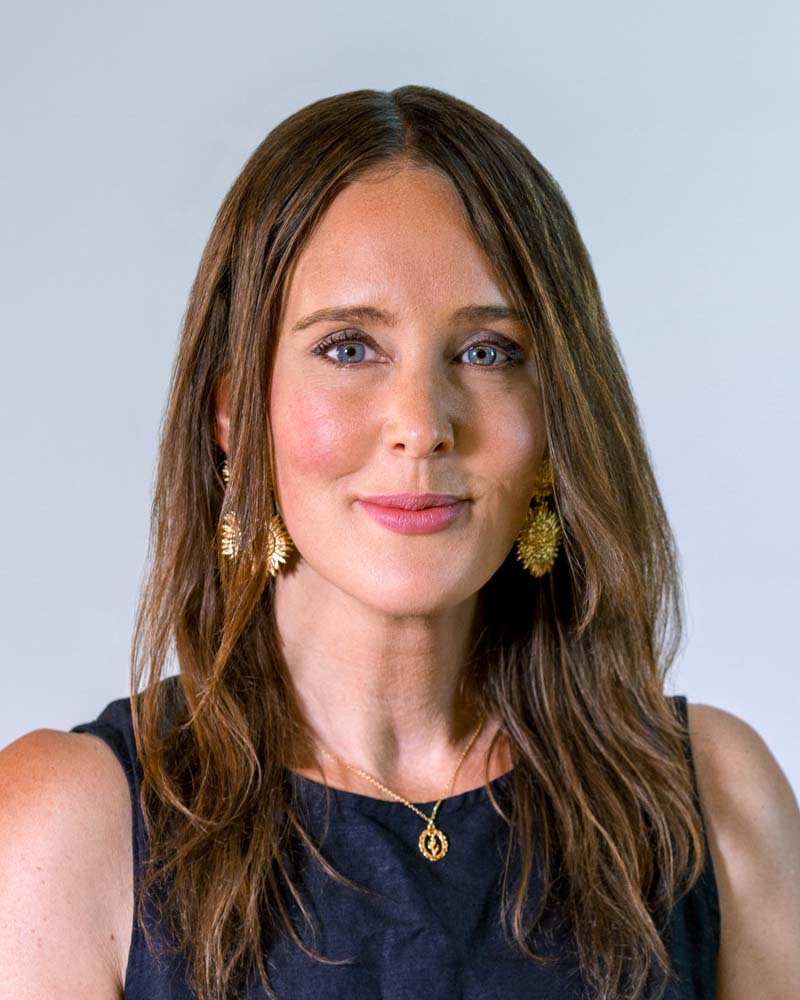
[{"x1": 130, "y1": 85, "x2": 707, "y2": 1000}]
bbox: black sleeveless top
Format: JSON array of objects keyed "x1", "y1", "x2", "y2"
[{"x1": 70, "y1": 685, "x2": 720, "y2": 999}]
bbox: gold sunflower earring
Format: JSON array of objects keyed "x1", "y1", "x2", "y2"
[
  {"x1": 514, "y1": 454, "x2": 562, "y2": 577},
  {"x1": 220, "y1": 458, "x2": 293, "y2": 577}
]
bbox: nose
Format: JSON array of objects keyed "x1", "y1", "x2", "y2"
[{"x1": 381, "y1": 361, "x2": 456, "y2": 457}]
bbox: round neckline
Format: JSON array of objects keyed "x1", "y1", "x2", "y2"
[{"x1": 285, "y1": 765, "x2": 515, "y2": 812}]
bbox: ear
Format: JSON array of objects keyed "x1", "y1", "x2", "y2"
[{"x1": 213, "y1": 371, "x2": 231, "y2": 454}]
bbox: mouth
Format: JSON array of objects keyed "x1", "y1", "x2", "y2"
[
  {"x1": 354, "y1": 497, "x2": 469, "y2": 535},
  {"x1": 357, "y1": 493, "x2": 467, "y2": 510}
]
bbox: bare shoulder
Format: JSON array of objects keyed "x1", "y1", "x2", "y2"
[
  {"x1": 686, "y1": 702, "x2": 800, "y2": 999},
  {"x1": 0, "y1": 727, "x2": 133, "y2": 999}
]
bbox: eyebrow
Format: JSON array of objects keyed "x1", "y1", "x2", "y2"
[{"x1": 291, "y1": 303, "x2": 524, "y2": 333}]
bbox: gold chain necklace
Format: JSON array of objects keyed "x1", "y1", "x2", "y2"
[{"x1": 318, "y1": 715, "x2": 486, "y2": 862}]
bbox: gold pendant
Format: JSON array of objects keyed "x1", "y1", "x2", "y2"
[{"x1": 418, "y1": 823, "x2": 449, "y2": 861}]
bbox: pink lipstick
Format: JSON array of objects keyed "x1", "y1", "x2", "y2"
[{"x1": 355, "y1": 497, "x2": 469, "y2": 535}]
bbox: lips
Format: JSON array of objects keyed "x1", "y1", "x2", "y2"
[
  {"x1": 355, "y1": 497, "x2": 469, "y2": 535},
  {"x1": 358, "y1": 493, "x2": 465, "y2": 510}
]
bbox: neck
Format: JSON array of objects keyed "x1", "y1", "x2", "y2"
[{"x1": 274, "y1": 564, "x2": 509, "y2": 801}]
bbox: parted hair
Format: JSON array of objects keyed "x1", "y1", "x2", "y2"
[{"x1": 130, "y1": 85, "x2": 706, "y2": 1000}]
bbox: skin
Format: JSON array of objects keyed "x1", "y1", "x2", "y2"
[
  {"x1": 216, "y1": 164, "x2": 540, "y2": 798},
  {"x1": 0, "y1": 164, "x2": 797, "y2": 998}
]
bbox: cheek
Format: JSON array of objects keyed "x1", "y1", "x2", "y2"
[
  {"x1": 272, "y1": 390, "x2": 357, "y2": 480},
  {"x1": 483, "y1": 389, "x2": 545, "y2": 473},
  {"x1": 514, "y1": 417, "x2": 545, "y2": 475}
]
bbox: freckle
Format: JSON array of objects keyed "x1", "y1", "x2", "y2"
[{"x1": 110, "y1": 933, "x2": 115, "y2": 940}]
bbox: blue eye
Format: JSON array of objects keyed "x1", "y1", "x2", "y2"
[
  {"x1": 310, "y1": 331, "x2": 380, "y2": 368},
  {"x1": 311, "y1": 330, "x2": 524, "y2": 369},
  {"x1": 464, "y1": 343, "x2": 503, "y2": 367},
  {"x1": 321, "y1": 337, "x2": 370, "y2": 366}
]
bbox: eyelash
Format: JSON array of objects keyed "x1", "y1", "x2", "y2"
[{"x1": 311, "y1": 329, "x2": 525, "y2": 370}]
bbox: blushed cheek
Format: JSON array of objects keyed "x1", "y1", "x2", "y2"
[{"x1": 272, "y1": 390, "x2": 357, "y2": 481}]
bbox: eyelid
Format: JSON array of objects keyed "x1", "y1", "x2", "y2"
[
  {"x1": 463, "y1": 331, "x2": 525, "y2": 356},
  {"x1": 309, "y1": 329, "x2": 381, "y2": 361}
]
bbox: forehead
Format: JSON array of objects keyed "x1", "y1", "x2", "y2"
[{"x1": 280, "y1": 166, "x2": 511, "y2": 323}]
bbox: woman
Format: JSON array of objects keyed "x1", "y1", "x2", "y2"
[{"x1": 1, "y1": 85, "x2": 798, "y2": 1000}]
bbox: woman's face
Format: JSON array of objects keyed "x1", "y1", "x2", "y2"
[{"x1": 267, "y1": 164, "x2": 547, "y2": 616}]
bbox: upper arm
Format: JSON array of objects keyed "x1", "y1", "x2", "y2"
[
  {"x1": 687, "y1": 702, "x2": 800, "y2": 1000},
  {"x1": 0, "y1": 727, "x2": 133, "y2": 999}
]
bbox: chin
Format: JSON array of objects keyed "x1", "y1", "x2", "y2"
[{"x1": 347, "y1": 572, "x2": 481, "y2": 618}]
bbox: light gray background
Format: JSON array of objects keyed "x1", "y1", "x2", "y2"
[{"x1": 2, "y1": 1, "x2": 797, "y2": 796}]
